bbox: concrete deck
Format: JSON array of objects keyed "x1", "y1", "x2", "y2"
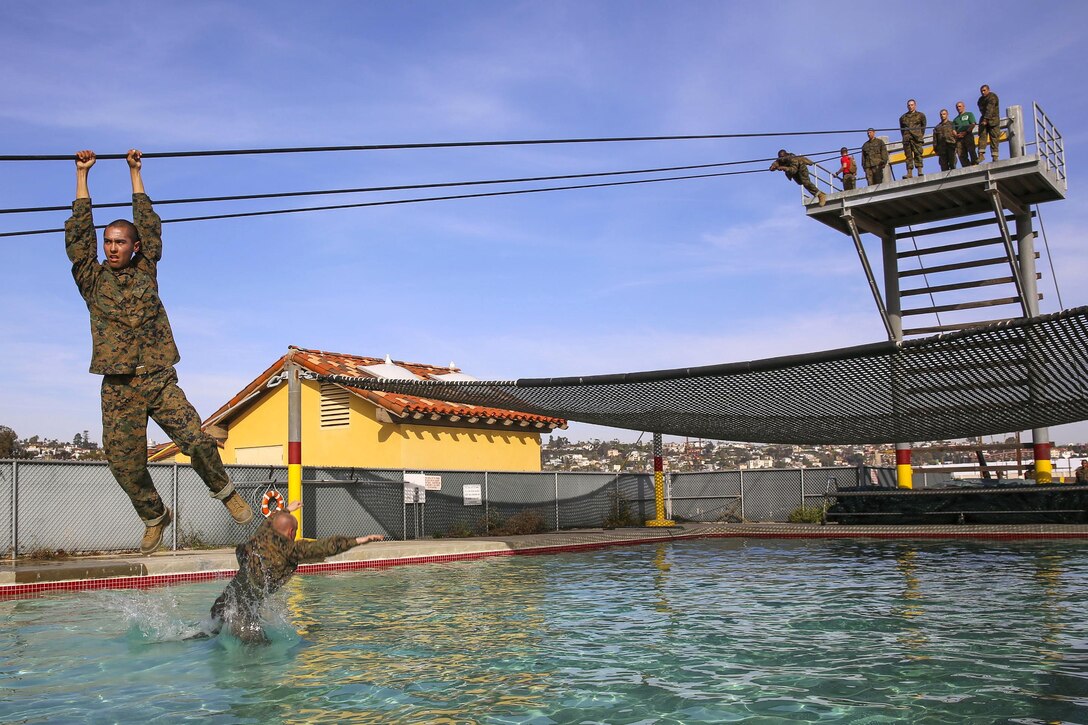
[{"x1": 3, "y1": 523, "x2": 1086, "y2": 598}]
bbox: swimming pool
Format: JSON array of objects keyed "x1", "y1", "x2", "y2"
[{"x1": 2, "y1": 537, "x2": 1086, "y2": 723}]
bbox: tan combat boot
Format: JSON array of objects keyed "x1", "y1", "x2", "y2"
[
  {"x1": 140, "y1": 507, "x2": 172, "y2": 555},
  {"x1": 906, "y1": 168, "x2": 913, "y2": 178},
  {"x1": 817, "y1": 191, "x2": 827, "y2": 207},
  {"x1": 224, "y1": 492, "x2": 255, "y2": 524}
]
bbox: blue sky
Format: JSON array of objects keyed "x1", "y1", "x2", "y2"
[{"x1": 2, "y1": 1, "x2": 1087, "y2": 446}]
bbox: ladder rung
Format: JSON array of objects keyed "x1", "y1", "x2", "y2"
[
  {"x1": 899, "y1": 252, "x2": 1038, "y2": 278},
  {"x1": 897, "y1": 237, "x2": 1004, "y2": 259},
  {"x1": 901, "y1": 274, "x2": 1039, "y2": 297},
  {"x1": 903, "y1": 321, "x2": 1009, "y2": 335},
  {"x1": 902, "y1": 295, "x2": 1040, "y2": 316},
  {"x1": 895, "y1": 211, "x2": 1034, "y2": 239}
]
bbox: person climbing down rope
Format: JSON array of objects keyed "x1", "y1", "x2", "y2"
[
  {"x1": 769, "y1": 150, "x2": 827, "y2": 206},
  {"x1": 208, "y1": 502, "x2": 383, "y2": 643},
  {"x1": 66, "y1": 149, "x2": 256, "y2": 554}
]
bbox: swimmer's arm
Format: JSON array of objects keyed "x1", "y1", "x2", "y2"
[{"x1": 292, "y1": 534, "x2": 383, "y2": 562}]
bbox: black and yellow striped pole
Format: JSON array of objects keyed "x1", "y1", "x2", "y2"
[{"x1": 645, "y1": 432, "x2": 675, "y2": 527}]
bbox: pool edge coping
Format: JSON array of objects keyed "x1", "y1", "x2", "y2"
[{"x1": 3, "y1": 524, "x2": 1087, "y2": 599}]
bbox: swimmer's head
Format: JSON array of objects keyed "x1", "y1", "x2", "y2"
[{"x1": 270, "y1": 510, "x2": 297, "y2": 540}]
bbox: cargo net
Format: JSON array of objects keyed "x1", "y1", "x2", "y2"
[{"x1": 316, "y1": 307, "x2": 1088, "y2": 445}]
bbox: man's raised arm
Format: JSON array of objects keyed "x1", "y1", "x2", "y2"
[
  {"x1": 129, "y1": 149, "x2": 163, "y2": 262},
  {"x1": 66, "y1": 151, "x2": 98, "y2": 300}
]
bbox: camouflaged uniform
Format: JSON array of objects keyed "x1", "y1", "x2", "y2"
[
  {"x1": 899, "y1": 110, "x2": 927, "y2": 171},
  {"x1": 65, "y1": 195, "x2": 234, "y2": 526},
  {"x1": 862, "y1": 136, "x2": 889, "y2": 185},
  {"x1": 977, "y1": 90, "x2": 1001, "y2": 160},
  {"x1": 933, "y1": 118, "x2": 959, "y2": 171},
  {"x1": 769, "y1": 154, "x2": 819, "y2": 196},
  {"x1": 953, "y1": 110, "x2": 979, "y2": 167},
  {"x1": 210, "y1": 519, "x2": 357, "y2": 641}
]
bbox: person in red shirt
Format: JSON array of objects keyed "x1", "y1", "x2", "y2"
[{"x1": 835, "y1": 147, "x2": 858, "y2": 190}]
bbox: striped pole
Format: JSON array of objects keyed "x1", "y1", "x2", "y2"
[
  {"x1": 896, "y1": 443, "x2": 913, "y2": 489},
  {"x1": 1033, "y1": 437, "x2": 1052, "y2": 484},
  {"x1": 287, "y1": 360, "x2": 303, "y2": 538},
  {"x1": 645, "y1": 432, "x2": 674, "y2": 527}
]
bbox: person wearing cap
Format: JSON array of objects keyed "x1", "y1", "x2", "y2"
[
  {"x1": 769, "y1": 149, "x2": 827, "y2": 206},
  {"x1": 834, "y1": 147, "x2": 857, "y2": 190},
  {"x1": 861, "y1": 129, "x2": 889, "y2": 186}
]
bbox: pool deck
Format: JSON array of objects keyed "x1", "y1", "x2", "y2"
[{"x1": 3, "y1": 522, "x2": 1086, "y2": 598}]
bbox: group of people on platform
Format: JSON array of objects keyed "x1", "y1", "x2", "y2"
[{"x1": 771, "y1": 84, "x2": 1003, "y2": 203}]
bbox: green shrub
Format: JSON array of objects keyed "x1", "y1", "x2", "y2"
[
  {"x1": 603, "y1": 489, "x2": 635, "y2": 529},
  {"x1": 788, "y1": 504, "x2": 827, "y2": 524},
  {"x1": 493, "y1": 509, "x2": 547, "y2": 536}
]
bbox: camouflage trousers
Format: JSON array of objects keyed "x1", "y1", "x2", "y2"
[
  {"x1": 841, "y1": 173, "x2": 856, "y2": 191},
  {"x1": 978, "y1": 122, "x2": 1000, "y2": 159},
  {"x1": 101, "y1": 367, "x2": 234, "y2": 524},
  {"x1": 902, "y1": 136, "x2": 924, "y2": 170},
  {"x1": 957, "y1": 131, "x2": 978, "y2": 166},
  {"x1": 864, "y1": 166, "x2": 884, "y2": 185},
  {"x1": 936, "y1": 143, "x2": 958, "y2": 171},
  {"x1": 786, "y1": 166, "x2": 819, "y2": 196}
]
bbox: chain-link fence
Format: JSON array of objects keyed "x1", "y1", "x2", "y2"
[{"x1": 0, "y1": 460, "x2": 868, "y2": 556}]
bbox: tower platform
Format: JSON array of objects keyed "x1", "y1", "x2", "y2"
[{"x1": 807, "y1": 155, "x2": 1066, "y2": 235}]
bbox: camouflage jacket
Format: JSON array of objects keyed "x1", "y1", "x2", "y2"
[
  {"x1": 978, "y1": 92, "x2": 1000, "y2": 126},
  {"x1": 65, "y1": 194, "x2": 180, "y2": 375},
  {"x1": 899, "y1": 110, "x2": 927, "y2": 141},
  {"x1": 933, "y1": 119, "x2": 958, "y2": 148},
  {"x1": 862, "y1": 137, "x2": 889, "y2": 169},
  {"x1": 769, "y1": 154, "x2": 813, "y2": 174},
  {"x1": 230, "y1": 519, "x2": 357, "y2": 597}
]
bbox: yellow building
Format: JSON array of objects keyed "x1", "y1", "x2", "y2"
[{"x1": 149, "y1": 346, "x2": 566, "y2": 471}]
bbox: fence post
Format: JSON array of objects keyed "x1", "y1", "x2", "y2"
[
  {"x1": 402, "y1": 469, "x2": 407, "y2": 542},
  {"x1": 738, "y1": 468, "x2": 745, "y2": 521},
  {"x1": 172, "y1": 463, "x2": 179, "y2": 551},
  {"x1": 484, "y1": 471, "x2": 490, "y2": 535},
  {"x1": 10, "y1": 460, "x2": 17, "y2": 560},
  {"x1": 554, "y1": 472, "x2": 560, "y2": 532},
  {"x1": 800, "y1": 467, "x2": 805, "y2": 507}
]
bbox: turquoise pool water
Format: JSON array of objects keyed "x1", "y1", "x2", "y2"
[{"x1": 1, "y1": 538, "x2": 1087, "y2": 723}]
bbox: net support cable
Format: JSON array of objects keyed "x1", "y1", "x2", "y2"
[{"x1": 315, "y1": 307, "x2": 1088, "y2": 445}]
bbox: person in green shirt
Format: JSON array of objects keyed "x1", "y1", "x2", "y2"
[{"x1": 953, "y1": 100, "x2": 978, "y2": 167}]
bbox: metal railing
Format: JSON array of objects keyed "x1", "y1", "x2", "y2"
[
  {"x1": 1030, "y1": 101, "x2": 1066, "y2": 190},
  {"x1": 808, "y1": 110, "x2": 1020, "y2": 200},
  {"x1": 0, "y1": 460, "x2": 870, "y2": 556}
]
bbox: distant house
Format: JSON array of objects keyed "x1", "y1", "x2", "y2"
[{"x1": 148, "y1": 346, "x2": 566, "y2": 471}]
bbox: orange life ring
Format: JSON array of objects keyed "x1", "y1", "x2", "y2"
[{"x1": 261, "y1": 489, "x2": 285, "y2": 517}]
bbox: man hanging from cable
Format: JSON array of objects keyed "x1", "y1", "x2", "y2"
[
  {"x1": 769, "y1": 150, "x2": 827, "y2": 206},
  {"x1": 207, "y1": 501, "x2": 384, "y2": 644},
  {"x1": 66, "y1": 149, "x2": 255, "y2": 554}
]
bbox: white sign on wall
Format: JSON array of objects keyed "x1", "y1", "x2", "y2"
[
  {"x1": 462, "y1": 484, "x2": 482, "y2": 506},
  {"x1": 424, "y1": 475, "x2": 442, "y2": 491},
  {"x1": 404, "y1": 473, "x2": 427, "y2": 504}
]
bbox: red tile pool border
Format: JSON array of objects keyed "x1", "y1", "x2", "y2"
[{"x1": 2, "y1": 528, "x2": 1085, "y2": 599}]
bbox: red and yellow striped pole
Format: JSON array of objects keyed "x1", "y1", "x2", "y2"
[
  {"x1": 1033, "y1": 440, "x2": 1052, "y2": 484},
  {"x1": 646, "y1": 432, "x2": 675, "y2": 527},
  {"x1": 896, "y1": 443, "x2": 913, "y2": 489},
  {"x1": 287, "y1": 360, "x2": 303, "y2": 538}
]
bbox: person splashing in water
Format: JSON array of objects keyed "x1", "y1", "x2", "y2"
[{"x1": 208, "y1": 502, "x2": 383, "y2": 643}]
